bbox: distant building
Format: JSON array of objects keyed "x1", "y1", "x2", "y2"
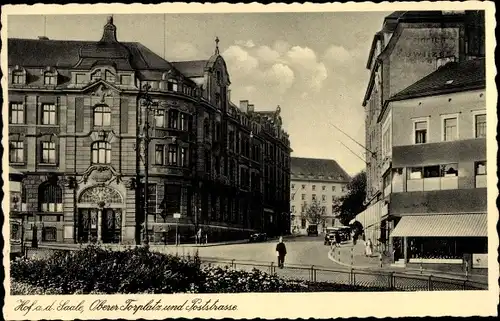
[
  {"x1": 358, "y1": 10, "x2": 486, "y2": 270},
  {"x1": 7, "y1": 16, "x2": 291, "y2": 245},
  {"x1": 290, "y1": 157, "x2": 350, "y2": 235}
]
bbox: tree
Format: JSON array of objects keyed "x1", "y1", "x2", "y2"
[
  {"x1": 302, "y1": 199, "x2": 327, "y2": 227},
  {"x1": 332, "y1": 171, "x2": 367, "y2": 227}
]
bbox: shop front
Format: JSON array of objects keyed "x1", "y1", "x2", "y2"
[{"x1": 390, "y1": 213, "x2": 488, "y2": 269}]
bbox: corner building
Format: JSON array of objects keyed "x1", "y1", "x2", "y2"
[{"x1": 7, "y1": 17, "x2": 291, "y2": 245}]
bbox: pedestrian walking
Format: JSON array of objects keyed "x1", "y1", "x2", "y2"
[
  {"x1": 276, "y1": 236, "x2": 287, "y2": 269},
  {"x1": 365, "y1": 238, "x2": 373, "y2": 257}
]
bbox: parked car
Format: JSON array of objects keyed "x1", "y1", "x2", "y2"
[
  {"x1": 307, "y1": 224, "x2": 318, "y2": 236},
  {"x1": 249, "y1": 232, "x2": 268, "y2": 242},
  {"x1": 323, "y1": 227, "x2": 337, "y2": 245}
]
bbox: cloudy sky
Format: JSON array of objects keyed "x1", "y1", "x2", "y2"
[{"x1": 8, "y1": 12, "x2": 391, "y2": 175}]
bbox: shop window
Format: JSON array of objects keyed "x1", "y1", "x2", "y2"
[
  {"x1": 155, "y1": 145, "x2": 165, "y2": 165},
  {"x1": 94, "y1": 105, "x2": 111, "y2": 127},
  {"x1": 91, "y1": 141, "x2": 111, "y2": 164},
  {"x1": 39, "y1": 182, "x2": 63, "y2": 212},
  {"x1": 42, "y1": 227, "x2": 57, "y2": 242},
  {"x1": 40, "y1": 141, "x2": 57, "y2": 164},
  {"x1": 475, "y1": 161, "x2": 487, "y2": 188},
  {"x1": 9, "y1": 141, "x2": 24, "y2": 164},
  {"x1": 10, "y1": 103, "x2": 25, "y2": 124},
  {"x1": 475, "y1": 113, "x2": 486, "y2": 138},
  {"x1": 147, "y1": 184, "x2": 157, "y2": 223},
  {"x1": 41, "y1": 103, "x2": 57, "y2": 125}
]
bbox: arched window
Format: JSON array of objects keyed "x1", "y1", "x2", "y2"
[
  {"x1": 44, "y1": 71, "x2": 57, "y2": 85},
  {"x1": 91, "y1": 141, "x2": 111, "y2": 164},
  {"x1": 39, "y1": 182, "x2": 63, "y2": 212},
  {"x1": 93, "y1": 105, "x2": 111, "y2": 127}
]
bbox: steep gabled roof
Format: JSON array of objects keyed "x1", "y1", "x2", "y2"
[
  {"x1": 291, "y1": 157, "x2": 351, "y2": 182},
  {"x1": 389, "y1": 58, "x2": 485, "y2": 101}
]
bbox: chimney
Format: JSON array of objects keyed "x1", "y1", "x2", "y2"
[
  {"x1": 100, "y1": 15, "x2": 118, "y2": 43},
  {"x1": 248, "y1": 104, "x2": 255, "y2": 113},
  {"x1": 38, "y1": 36, "x2": 49, "y2": 40},
  {"x1": 239, "y1": 100, "x2": 249, "y2": 113}
]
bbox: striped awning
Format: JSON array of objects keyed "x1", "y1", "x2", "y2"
[{"x1": 390, "y1": 213, "x2": 488, "y2": 237}]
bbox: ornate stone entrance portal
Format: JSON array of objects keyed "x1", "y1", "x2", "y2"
[{"x1": 77, "y1": 186, "x2": 123, "y2": 243}]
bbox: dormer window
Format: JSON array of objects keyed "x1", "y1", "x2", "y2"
[
  {"x1": 216, "y1": 70, "x2": 222, "y2": 84},
  {"x1": 167, "y1": 79, "x2": 178, "y2": 92},
  {"x1": 105, "y1": 70, "x2": 115, "y2": 82},
  {"x1": 91, "y1": 70, "x2": 102, "y2": 82},
  {"x1": 12, "y1": 70, "x2": 25, "y2": 84},
  {"x1": 44, "y1": 71, "x2": 57, "y2": 85}
]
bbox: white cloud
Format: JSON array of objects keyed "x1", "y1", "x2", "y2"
[
  {"x1": 273, "y1": 40, "x2": 291, "y2": 55},
  {"x1": 263, "y1": 63, "x2": 295, "y2": 93},
  {"x1": 323, "y1": 45, "x2": 352, "y2": 63},
  {"x1": 222, "y1": 45, "x2": 259, "y2": 76},
  {"x1": 284, "y1": 46, "x2": 328, "y2": 92},
  {"x1": 256, "y1": 45, "x2": 281, "y2": 64},
  {"x1": 235, "y1": 40, "x2": 256, "y2": 48},
  {"x1": 169, "y1": 42, "x2": 200, "y2": 60}
]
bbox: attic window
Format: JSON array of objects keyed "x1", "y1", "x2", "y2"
[
  {"x1": 44, "y1": 71, "x2": 57, "y2": 85},
  {"x1": 105, "y1": 70, "x2": 115, "y2": 83},
  {"x1": 91, "y1": 70, "x2": 102, "y2": 81},
  {"x1": 445, "y1": 80, "x2": 454, "y2": 85},
  {"x1": 12, "y1": 70, "x2": 25, "y2": 84}
]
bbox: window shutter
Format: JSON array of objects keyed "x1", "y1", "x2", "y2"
[{"x1": 75, "y1": 97, "x2": 84, "y2": 132}]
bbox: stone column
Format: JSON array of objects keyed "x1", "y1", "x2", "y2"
[
  {"x1": 97, "y1": 209, "x2": 103, "y2": 242},
  {"x1": 403, "y1": 236, "x2": 408, "y2": 265}
]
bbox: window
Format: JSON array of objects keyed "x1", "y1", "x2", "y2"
[
  {"x1": 302, "y1": 184, "x2": 306, "y2": 189},
  {"x1": 291, "y1": 194, "x2": 295, "y2": 201},
  {"x1": 322, "y1": 185, "x2": 326, "y2": 191},
  {"x1": 301, "y1": 194, "x2": 306, "y2": 200},
  {"x1": 91, "y1": 141, "x2": 111, "y2": 164},
  {"x1": 341, "y1": 186, "x2": 346, "y2": 192},
  {"x1": 94, "y1": 105, "x2": 111, "y2": 127},
  {"x1": 291, "y1": 205, "x2": 295, "y2": 213},
  {"x1": 76, "y1": 74, "x2": 86, "y2": 84},
  {"x1": 322, "y1": 195, "x2": 326, "y2": 201},
  {"x1": 39, "y1": 182, "x2": 63, "y2": 212},
  {"x1": 91, "y1": 70, "x2": 101, "y2": 81},
  {"x1": 44, "y1": 72, "x2": 57, "y2": 85},
  {"x1": 168, "y1": 110, "x2": 179, "y2": 129},
  {"x1": 41, "y1": 104, "x2": 57, "y2": 125},
  {"x1": 312, "y1": 194, "x2": 317, "y2": 201},
  {"x1": 423, "y1": 165, "x2": 440, "y2": 178},
  {"x1": 291, "y1": 184, "x2": 295, "y2": 189},
  {"x1": 475, "y1": 113, "x2": 486, "y2": 138},
  {"x1": 154, "y1": 110, "x2": 165, "y2": 128},
  {"x1": 168, "y1": 144, "x2": 178, "y2": 165},
  {"x1": 180, "y1": 147, "x2": 188, "y2": 167},
  {"x1": 10, "y1": 103, "x2": 24, "y2": 124},
  {"x1": 42, "y1": 227, "x2": 57, "y2": 242},
  {"x1": 167, "y1": 79, "x2": 178, "y2": 92},
  {"x1": 332, "y1": 185, "x2": 336, "y2": 192},
  {"x1": 147, "y1": 184, "x2": 158, "y2": 223},
  {"x1": 408, "y1": 167, "x2": 423, "y2": 179},
  {"x1": 443, "y1": 116, "x2": 458, "y2": 141},
  {"x1": 414, "y1": 120, "x2": 428, "y2": 144},
  {"x1": 120, "y1": 75, "x2": 131, "y2": 85},
  {"x1": 301, "y1": 218, "x2": 306, "y2": 229},
  {"x1": 9, "y1": 141, "x2": 24, "y2": 163},
  {"x1": 475, "y1": 161, "x2": 487, "y2": 188},
  {"x1": 12, "y1": 71, "x2": 25, "y2": 84},
  {"x1": 180, "y1": 113, "x2": 189, "y2": 131},
  {"x1": 204, "y1": 119, "x2": 210, "y2": 138},
  {"x1": 312, "y1": 185, "x2": 316, "y2": 191},
  {"x1": 155, "y1": 145, "x2": 164, "y2": 165},
  {"x1": 475, "y1": 161, "x2": 487, "y2": 175},
  {"x1": 40, "y1": 142, "x2": 57, "y2": 164},
  {"x1": 441, "y1": 163, "x2": 458, "y2": 177}
]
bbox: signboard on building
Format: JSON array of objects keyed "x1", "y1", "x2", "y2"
[
  {"x1": 173, "y1": 213, "x2": 181, "y2": 219},
  {"x1": 472, "y1": 253, "x2": 488, "y2": 269}
]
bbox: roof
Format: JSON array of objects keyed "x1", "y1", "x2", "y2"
[
  {"x1": 390, "y1": 213, "x2": 487, "y2": 237},
  {"x1": 291, "y1": 157, "x2": 350, "y2": 182},
  {"x1": 8, "y1": 38, "x2": 175, "y2": 71},
  {"x1": 171, "y1": 60, "x2": 208, "y2": 77},
  {"x1": 389, "y1": 58, "x2": 485, "y2": 101}
]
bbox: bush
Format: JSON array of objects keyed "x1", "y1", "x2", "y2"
[{"x1": 11, "y1": 246, "x2": 394, "y2": 294}]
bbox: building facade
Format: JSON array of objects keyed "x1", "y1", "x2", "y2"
[
  {"x1": 357, "y1": 10, "x2": 486, "y2": 269},
  {"x1": 7, "y1": 16, "x2": 291, "y2": 245},
  {"x1": 290, "y1": 157, "x2": 350, "y2": 235}
]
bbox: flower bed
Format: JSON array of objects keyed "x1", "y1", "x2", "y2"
[{"x1": 10, "y1": 246, "x2": 394, "y2": 294}]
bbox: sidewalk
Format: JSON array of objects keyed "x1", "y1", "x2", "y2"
[{"x1": 327, "y1": 240, "x2": 488, "y2": 283}]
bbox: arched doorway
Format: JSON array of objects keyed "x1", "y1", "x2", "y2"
[{"x1": 77, "y1": 186, "x2": 124, "y2": 243}]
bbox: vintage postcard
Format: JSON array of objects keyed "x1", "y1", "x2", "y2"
[{"x1": 2, "y1": 1, "x2": 498, "y2": 319}]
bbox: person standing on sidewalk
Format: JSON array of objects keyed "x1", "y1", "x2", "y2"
[{"x1": 276, "y1": 237, "x2": 287, "y2": 269}]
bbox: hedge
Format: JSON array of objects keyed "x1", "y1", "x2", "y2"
[{"x1": 10, "y1": 246, "x2": 394, "y2": 294}]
